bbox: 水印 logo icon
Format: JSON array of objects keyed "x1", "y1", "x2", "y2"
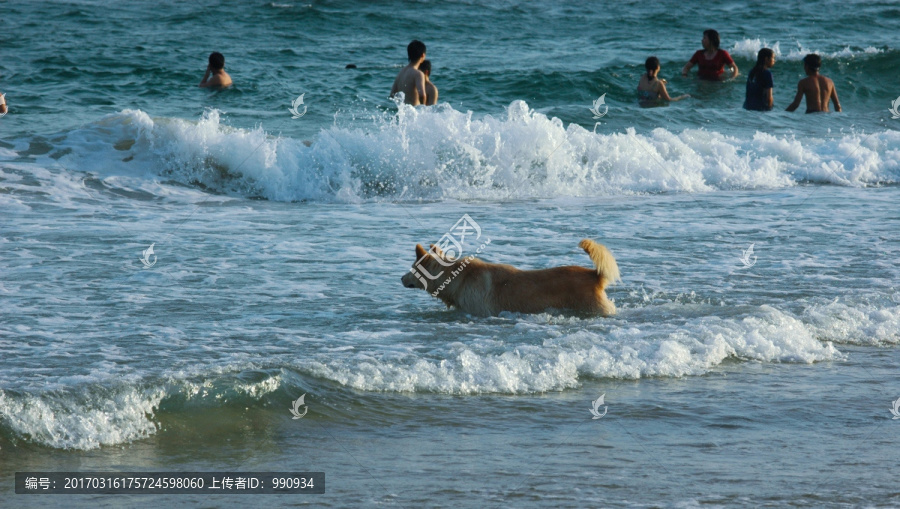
[
  {"x1": 889, "y1": 96, "x2": 900, "y2": 120},
  {"x1": 890, "y1": 397, "x2": 900, "y2": 419},
  {"x1": 289, "y1": 94, "x2": 307, "y2": 119},
  {"x1": 590, "y1": 93, "x2": 608, "y2": 133},
  {"x1": 740, "y1": 243, "x2": 757, "y2": 269},
  {"x1": 140, "y1": 243, "x2": 157, "y2": 268},
  {"x1": 589, "y1": 393, "x2": 608, "y2": 419},
  {"x1": 290, "y1": 394, "x2": 308, "y2": 419},
  {"x1": 409, "y1": 213, "x2": 483, "y2": 290},
  {"x1": 589, "y1": 93, "x2": 608, "y2": 119}
]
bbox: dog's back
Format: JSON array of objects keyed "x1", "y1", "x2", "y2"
[{"x1": 431, "y1": 239, "x2": 620, "y2": 316}]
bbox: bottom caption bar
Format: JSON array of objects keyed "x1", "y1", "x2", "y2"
[{"x1": 16, "y1": 472, "x2": 325, "y2": 494}]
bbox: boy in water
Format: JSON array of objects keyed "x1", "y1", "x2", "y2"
[
  {"x1": 638, "y1": 56, "x2": 689, "y2": 104},
  {"x1": 786, "y1": 54, "x2": 841, "y2": 113},
  {"x1": 390, "y1": 40, "x2": 427, "y2": 105},
  {"x1": 199, "y1": 52, "x2": 233, "y2": 89},
  {"x1": 420, "y1": 60, "x2": 438, "y2": 105}
]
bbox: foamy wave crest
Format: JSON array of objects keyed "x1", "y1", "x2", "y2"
[
  {"x1": 803, "y1": 296, "x2": 900, "y2": 345},
  {"x1": 54, "y1": 105, "x2": 900, "y2": 202},
  {"x1": 0, "y1": 386, "x2": 165, "y2": 450},
  {"x1": 295, "y1": 305, "x2": 840, "y2": 394},
  {"x1": 0, "y1": 374, "x2": 285, "y2": 450},
  {"x1": 729, "y1": 38, "x2": 884, "y2": 61}
]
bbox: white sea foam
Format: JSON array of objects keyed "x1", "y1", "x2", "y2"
[
  {"x1": 803, "y1": 297, "x2": 900, "y2": 345},
  {"x1": 729, "y1": 38, "x2": 884, "y2": 61},
  {"x1": 42, "y1": 105, "x2": 900, "y2": 203},
  {"x1": 0, "y1": 386, "x2": 165, "y2": 450},
  {"x1": 0, "y1": 374, "x2": 285, "y2": 450},
  {"x1": 294, "y1": 304, "x2": 845, "y2": 395}
]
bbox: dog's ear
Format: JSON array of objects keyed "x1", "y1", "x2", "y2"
[
  {"x1": 415, "y1": 244, "x2": 428, "y2": 259},
  {"x1": 429, "y1": 244, "x2": 445, "y2": 258}
]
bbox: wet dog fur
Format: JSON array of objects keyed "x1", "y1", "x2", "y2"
[{"x1": 401, "y1": 239, "x2": 620, "y2": 316}]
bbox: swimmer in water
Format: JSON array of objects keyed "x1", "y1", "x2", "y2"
[
  {"x1": 743, "y1": 48, "x2": 776, "y2": 111},
  {"x1": 390, "y1": 40, "x2": 427, "y2": 105},
  {"x1": 786, "y1": 54, "x2": 841, "y2": 113},
  {"x1": 199, "y1": 52, "x2": 233, "y2": 89},
  {"x1": 420, "y1": 60, "x2": 438, "y2": 105},
  {"x1": 681, "y1": 29, "x2": 739, "y2": 81},
  {"x1": 637, "y1": 56, "x2": 689, "y2": 105}
]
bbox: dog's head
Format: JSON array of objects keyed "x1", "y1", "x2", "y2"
[{"x1": 401, "y1": 243, "x2": 454, "y2": 292}]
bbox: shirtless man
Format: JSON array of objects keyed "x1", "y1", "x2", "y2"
[
  {"x1": 0, "y1": 92, "x2": 7, "y2": 115},
  {"x1": 199, "y1": 52, "x2": 233, "y2": 89},
  {"x1": 420, "y1": 60, "x2": 438, "y2": 105},
  {"x1": 786, "y1": 54, "x2": 841, "y2": 113},
  {"x1": 390, "y1": 40, "x2": 427, "y2": 105}
]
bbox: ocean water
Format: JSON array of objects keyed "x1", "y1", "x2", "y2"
[{"x1": 1, "y1": 0, "x2": 900, "y2": 507}]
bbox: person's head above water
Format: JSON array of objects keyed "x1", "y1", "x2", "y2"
[
  {"x1": 407, "y1": 40, "x2": 426, "y2": 63},
  {"x1": 702, "y1": 30, "x2": 720, "y2": 51},
  {"x1": 645, "y1": 56, "x2": 660, "y2": 77},
  {"x1": 750, "y1": 48, "x2": 775, "y2": 80},
  {"x1": 756, "y1": 48, "x2": 775, "y2": 65},
  {"x1": 208, "y1": 52, "x2": 225, "y2": 71},
  {"x1": 803, "y1": 53, "x2": 822, "y2": 73},
  {"x1": 419, "y1": 59, "x2": 432, "y2": 76}
]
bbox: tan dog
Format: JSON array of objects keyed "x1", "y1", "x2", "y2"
[{"x1": 401, "y1": 239, "x2": 621, "y2": 316}]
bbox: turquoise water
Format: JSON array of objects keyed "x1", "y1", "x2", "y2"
[
  {"x1": 3, "y1": 0, "x2": 899, "y2": 138},
  {"x1": 2, "y1": 0, "x2": 900, "y2": 507}
]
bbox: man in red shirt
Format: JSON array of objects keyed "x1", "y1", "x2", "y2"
[{"x1": 681, "y1": 30, "x2": 739, "y2": 81}]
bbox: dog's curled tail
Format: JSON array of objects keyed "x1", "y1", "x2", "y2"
[{"x1": 579, "y1": 239, "x2": 621, "y2": 286}]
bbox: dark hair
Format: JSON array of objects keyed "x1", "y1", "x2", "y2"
[
  {"x1": 407, "y1": 40, "x2": 426, "y2": 62},
  {"x1": 208, "y1": 52, "x2": 225, "y2": 70},
  {"x1": 419, "y1": 59, "x2": 431, "y2": 75},
  {"x1": 703, "y1": 29, "x2": 720, "y2": 50},
  {"x1": 803, "y1": 53, "x2": 821, "y2": 71},
  {"x1": 749, "y1": 48, "x2": 775, "y2": 82},
  {"x1": 645, "y1": 56, "x2": 660, "y2": 78}
]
